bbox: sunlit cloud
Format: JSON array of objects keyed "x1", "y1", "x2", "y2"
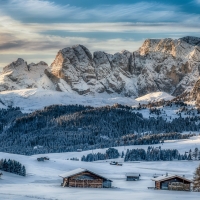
[{"x1": 0, "y1": 0, "x2": 199, "y2": 69}]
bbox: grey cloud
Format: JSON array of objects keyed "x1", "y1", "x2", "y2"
[
  {"x1": 0, "y1": 40, "x2": 65, "y2": 52},
  {"x1": 0, "y1": 41, "x2": 26, "y2": 50}
]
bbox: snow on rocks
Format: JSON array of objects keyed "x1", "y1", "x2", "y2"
[
  {"x1": 0, "y1": 59, "x2": 55, "y2": 92},
  {"x1": 0, "y1": 36, "x2": 200, "y2": 99},
  {"x1": 0, "y1": 89, "x2": 138, "y2": 113},
  {"x1": 135, "y1": 92, "x2": 174, "y2": 104}
]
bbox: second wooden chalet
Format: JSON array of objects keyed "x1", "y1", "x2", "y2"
[
  {"x1": 152, "y1": 173, "x2": 192, "y2": 191},
  {"x1": 59, "y1": 168, "x2": 112, "y2": 188}
]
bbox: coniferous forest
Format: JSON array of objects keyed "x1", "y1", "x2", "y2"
[
  {"x1": 81, "y1": 148, "x2": 120, "y2": 162},
  {"x1": 0, "y1": 159, "x2": 26, "y2": 176},
  {"x1": 0, "y1": 104, "x2": 199, "y2": 155},
  {"x1": 81, "y1": 147, "x2": 200, "y2": 162}
]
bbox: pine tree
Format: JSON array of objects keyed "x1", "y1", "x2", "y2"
[
  {"x1": 193, "y1": 165, "x2": 200, "y2": 192},
  {"x1": 3, "y1": 159, "x2": 8, "y2": 171},
  {"x1": 193, "y1": 148, "x2": 199, "y2": 160},
  {"x1": 0, "y1": 159, "x2": 3, "y2": 169},
  {"x1": 121, "y1": 151, "x2": 124, "y2": 158},
  {"x1": 21, "y1": 166, "x2": 26, "y2": 177}
]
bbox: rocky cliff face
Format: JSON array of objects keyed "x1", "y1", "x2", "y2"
[
  {"x1": 0, "y1": 58, "x2": 55, "y2": 92},
  {"x1": 1, "y1": 36, "x2": 200, "y2": 98}
]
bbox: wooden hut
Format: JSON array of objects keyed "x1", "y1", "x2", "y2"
[
  {"x1": 59, "y1": 168, "x2": 112, "y2": 188},
  {"x1": 152, "y1": 173, "x2": 192, "y2": 191},
  {"x1": 126, "y1": 173, "x2": 140, "y2": 181}
]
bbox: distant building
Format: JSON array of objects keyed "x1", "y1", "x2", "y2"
[
  {"x1": 59, "y1": 168, "x2": 112, "y2": 188},
  {"x1": 37, "y1": 157, "x2": 49, "y2": 161},
  {"x1": 152, "y1": 173, "x2": 193, "y2": 191},
  {"x1": 126, "y1": 173, "x2": 140, "y2": 181}
]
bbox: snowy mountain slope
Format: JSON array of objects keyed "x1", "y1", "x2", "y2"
[
  {"x1": 0, "y1": 136, "x2": 200, "y2": 200},
  {"x1": 135, "y1": 92, "x2": 174, "y2": 104},
  {"x1": 0, "y1": 88, "x2": 197, "y2": 123},
  {"x1": 0, "y1": 88, "x2": 178, "y2": 113},
  {"x1": 0, "y1": 89, "x2": 137, "y2": 113},
  {"x1": 0, "y1": 36, "x2": 200, "y2": 99}
]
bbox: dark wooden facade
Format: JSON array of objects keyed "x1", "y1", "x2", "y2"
[
  {"x1": 126, "y1": 174, "x2": 140, "y2": 181},
  {"x1": 154, "y1": 175, "x2": 192, "y2": 191},
  {"x1": 61, "y1": 170, "x2": 112, "y2": 188}
]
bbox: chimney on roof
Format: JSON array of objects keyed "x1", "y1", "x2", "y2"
[
  {"x1": 166, "y1": 173, "x2": 168, "y2": 177},
  {"x1": 183, "y1": 175, "x2": 185, "y2": 178}
]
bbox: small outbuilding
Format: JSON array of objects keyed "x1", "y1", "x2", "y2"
[
  {"x1": 126, "y1": 173, "x2": 140, "y2": 181},
  {"x1": 152, "y1": 173, "x2": 193, "y2": 191},
  {"x1": 59, "y1": 168, "x2": 112, "y2": 188}
]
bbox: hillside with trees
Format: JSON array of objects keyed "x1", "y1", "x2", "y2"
[{"x1": 0, "y1": 104, "x2": 198, "y2": 155}]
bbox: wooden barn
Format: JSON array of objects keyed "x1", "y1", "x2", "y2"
[
  {"x1": 126, "y1": 173, "x2": 140, "y2": 181},
  {"x1": 59, "y1": 168, "x2": 112, "y2": 188},
  {"x1": 152, "y1": 173, "x2": 192, "y2": 191}
]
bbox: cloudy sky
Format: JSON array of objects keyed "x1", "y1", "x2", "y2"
[{"x1": 0, "y1": 0, "x2": 200, "y2": 68}]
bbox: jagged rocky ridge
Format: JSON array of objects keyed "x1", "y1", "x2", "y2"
[{"x1": 0, "y1": 36, "x2": 200, "y2": 98}]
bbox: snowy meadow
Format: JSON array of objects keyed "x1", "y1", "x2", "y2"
[{"x1": 0, "y1": 136, "x2": 200, "y2": 200}]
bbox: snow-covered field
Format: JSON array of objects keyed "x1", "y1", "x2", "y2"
[
  {"x1": 0, "y1": 89, "x2": 137, "y2": 112},
  {"x1": 135, "y1": 92, "x2": 174, "y2": 104},
  {"x1": 0, "y1": 89, "x2": 174, "y2": 113},
  {"x1": 0, "y1": 88, "x2": 196, "y2": 123},
  {"x1": 0, "y1": 136, "x2": 200, "y2": 200}
]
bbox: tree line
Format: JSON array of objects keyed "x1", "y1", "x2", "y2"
[
  {"x1": 81, "y1": 148, "x2": 120, "y2": 162},
  {"x1": 0, "y1": 159, "x2": 26, "y2": 176},
  {"x1": 124, "y1": 146, "x2": 200, "y2": 162},
  {"x1": 81, "y1": 147, "x2": 200, "y2": 162}
]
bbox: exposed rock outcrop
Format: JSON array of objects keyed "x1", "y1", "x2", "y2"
[
  {"x1": 0, "y1": 36, "x2": 200, "y2": 98},
  {"x1": 0, "y1": 59, "x2": 55, "y2": 92}
]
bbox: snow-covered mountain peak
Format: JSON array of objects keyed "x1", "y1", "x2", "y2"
[
  {"x1": 139, "y1": 36, "x2": 200, "y2": 61},
  {"x1": 180, "y1": 36, "x2": 200, "y2": 46},
  {"x1": 3, "y1": 58, "x2": 27, "y2": 73},
  {"x1": 0, "y1": 36, "x2": 200, "y2": 100},
  {"x1": 0, "y1": 58, "x2": 55, "y2": 92}
]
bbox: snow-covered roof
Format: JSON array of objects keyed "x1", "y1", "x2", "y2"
[
  {"x1": 152, "y1": 174, "x2": 192, "y2": 183},
  {"x1": 59, "y1": 168, "x2": 112, "y2": 181},
  {"x1": 59, "y1": 168, "x2": 86, "y2": 178},
  {"x1": 126, "y1": 173, "x2": 140, "y2": 177}
]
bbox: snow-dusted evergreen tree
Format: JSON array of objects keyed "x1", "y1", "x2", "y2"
[
  {"x1": 21, "y1": 166, "x2": 26, "y2": 176},
  {"x1": 82, "y1": 148, "x2": 119, "y2": 162},
  {"x1": 0, "y1": 159, "x2": 26, "y2": 176},
  {"x1": 124, "y1": 146, "x2": 187, "y2": 162},
  {"x1": 121, "y1": 151, "x2": 124, "y2": 158},
  {"x1": 188, "y1": 149, "x2": 192, "y2": 160},
  {"x1": 193, "y1": 165, "x2": 200, "y2": 192},
  {"x1": 193, "y1": 148, "x2": 199, "y2": 160},
  {"x1": 0, "y1": 159, "x2": 3, "y2": 169},
  {"x1": 106, "y1": 148, "x2": 119, "y2": 159}
]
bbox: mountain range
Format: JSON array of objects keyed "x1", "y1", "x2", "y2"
[{"x1": 0, "y1": 36, "x2": 200, "y2": 107}]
